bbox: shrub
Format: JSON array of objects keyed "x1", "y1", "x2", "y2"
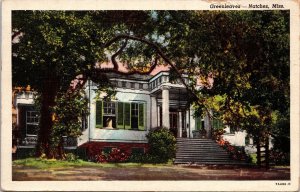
[
  {"x1": 270, "y1": 150, "x2": 290, "y2": 165},
  {"x1": 216, "y1": 136, "x2": 250, "y2": 162},
  {"x1": 95, "y1": 148, "x2": 129, "y2": 163},
  {"x1": 65, "y1": 153, "x2": 78, "y2": 162},
  {"x1": 146, "y1": 127, "x2": 176, "y2": 163}
]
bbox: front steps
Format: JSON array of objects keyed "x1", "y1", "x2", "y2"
[{"x1": 174, "y1": 138, "x2": 247, "y2": 165}]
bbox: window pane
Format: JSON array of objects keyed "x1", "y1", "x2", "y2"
[
  {"x1": 124, "y1": 103, "x2": 131, "y2": 129},
  {"x1": 103, "y1": 102, "x2": 116, "y2": 115},
  {"x1": 131, "y1": 103, "x2": 138, "y2": 117},
  {"x1": 27, "y1": 124, "x2": 38, "y2": 135}
]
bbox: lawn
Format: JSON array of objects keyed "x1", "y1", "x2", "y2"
[
  {"x1": 12, "y1": 158, "x2": 290, "y2": 181},
  {"x1": 13, "y1": 158, "x2": 172, "y2": 169}
]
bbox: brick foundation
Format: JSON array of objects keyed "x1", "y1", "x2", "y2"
[{"x1": 79, "y1": 141, "x2": 149, "y2": 158}]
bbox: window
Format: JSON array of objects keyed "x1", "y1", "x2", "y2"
[
  {"x1": 122, "y1": 81, "x2": 126, "y2": 88},
  {"x1": 158, "y1": 77, "x2": 161, "y2": 84},
  {"x1": 26, "y1": 111, "x2": 39, "y2": 135},
  {"x1": 117, "y1": 81, "x2": 122, "y2": 87},
  {"x1": 131, "y1": 103, "x2": 139, "y2": 129},
  {"x1": 103, "y1": 102, "x2": 115, "y2": 115},
  {"x1": 131, "y1": 103, "x2": 138, "y2": 117},
  {"x1": 163, "y1": 76, "x2": 167, "y2": 82},
  {"x1": 96, "y1": 101, "x2": 145, "y2": 130},
  {"x1": 139, "y1": 83, "x2": 143, "y2": 90},
  {"x1": 124, "y1": 103, "x2": 131, "y2": 129},
  {"x1": 131, "y1": 82, "x2": 135, "y2": 89}
]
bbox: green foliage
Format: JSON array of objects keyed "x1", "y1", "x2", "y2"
[
  {"x1": 13, "y1": 158, "x2": 172, "y2": 169},
  {"x1": 146, "y1": 127, "x2": 176, "y2": 163},
  {"x1": 52, "y1": 89, "x2": 89, "y2": 146},
  {"x1": 12, "y1": 11, "x2": 289, "y2": 162},
  {"x1": 65, "y1": 153, "x2": 78, "y2": 162},
  {"x1": 249, "y1": 153, "x2": 257, "y2": 164}
]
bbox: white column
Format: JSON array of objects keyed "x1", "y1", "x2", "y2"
[
  {"x1": 157, "y1": 106, "x2": 161, "y2": 127},
  {"x1": 178, "y1": 111, "x2": 182, "y2": 137},
  {"x1": 186, "y1": 110, "x2": 190, "y2": 138},
  {"x1": 151, "y1": 96, "x2": 158, "y2": 129},
  {"x1": 189, "y1": 107, "x2": 194, "y2": 138},
  {"x1": 161, "y1": 86, "x2": 170, "y2": 129},
  {"x1": 204, "y1": 110, "x2": 212, "y2": 138}
]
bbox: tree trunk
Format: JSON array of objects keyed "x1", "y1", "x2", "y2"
[
  {"x1": 57, "y1": 137, "x2": 66, "y2": 159},
  {"x1": 265, "y1": 132, "x2": 270, "y2": 169},
  {"x1": 36, "y1": 77, "x2": 58, "y2": 158},
  {"x1": 256, "y1": 136, "x2": 261, "y2": 167}
]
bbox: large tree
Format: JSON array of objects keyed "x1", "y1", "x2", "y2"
[
  {"x1": 12, "y1": 11, "x2": 289, "y2": 165},
  {"x1": 12, "y1": 11, "x2": 160, "y2": 158}
]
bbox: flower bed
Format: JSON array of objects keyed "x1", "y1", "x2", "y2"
[
  {"x1": 95, "y1": 148, "x2": 129, "y2": 163},
  {"x1": 213, "y1": 130, "x2": 250, "y2": 162}
]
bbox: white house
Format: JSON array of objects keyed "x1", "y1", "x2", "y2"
[
  {"x1": 78, "y1": 71, "x2": 250, "y2": 157},
  {"x1": 13, "y1": 71, "x2": 251, "y2": 158}
]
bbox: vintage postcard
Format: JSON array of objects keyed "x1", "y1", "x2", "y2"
[{"x1": 1, "y1": 0, "x2": 299, "y2": 191}]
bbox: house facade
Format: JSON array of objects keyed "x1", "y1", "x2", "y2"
[
  {"x1": 78, "y1": 71, "x2": 249, "y2": 157},
  {"x1": 13, "y1": 71, "x2": 251, "y2": 158}
]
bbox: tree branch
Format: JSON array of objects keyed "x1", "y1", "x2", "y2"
[
  {"x1": 12, "y1": 30, "x2": 22, "y2": 41},
  {"x1": 111, "y1": 38, "x2": 128, "y2": 70},
  {"x1": 104, "y1": 34, "x2": 202, "y2": 104},
  {"x1": 106, "y1": 34, "x2": 212, "y2": 116}
]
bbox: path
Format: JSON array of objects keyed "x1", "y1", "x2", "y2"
[{"x1": 12, "y1": 165, "x2": 290, "y2": 181}]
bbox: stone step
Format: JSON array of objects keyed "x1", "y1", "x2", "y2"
[
  {"x1": 176, "y1": 148, "x2": 226, "y2": 151},
  {"x1": 177, "y1": 147, "x2": 222, "y2": 149},
  {"x1": 174, "y1": 160, "x2": 247, "y2": 165},
  {"x1": 175, "y1": 138, "x2": 248, "y2": 165},
  {"x1": 176, "y1": 144, "x2": 222, "y2": 147},
  {"x1": 176, "y1": 140, "x2": 215, "y2": 143},
  {"x1": 176, "y1": 154, "x2": 230, "y2": 157},
  {"x1": 177, "y1": 151, "x2": 229, "y2": 154}
]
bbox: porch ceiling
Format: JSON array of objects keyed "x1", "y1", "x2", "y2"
[{"x1": 152, "y1": 87, "x2": 190, "y2": 105}]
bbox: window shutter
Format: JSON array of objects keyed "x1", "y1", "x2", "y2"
[
  {"x1": 96, "y1": 100, "x2": 103, "y2": 128},
  {"x1": 138, "y1": 103, "x2": 145, "y2": 130},
  {"x1": 218, "y1": 119, "x2": 224, "y2": 129},
  {"x1": 213, "y1": 118, "x2": 217, "y2": 129},
  {"x1": 124, "y1": 103, "x2": 131, "y2": 129},
  {"x1": 196, "y1": 117, "x2": 202, "y2": 130},
  {"x1": 117, "y1": 102, "x2": 124, "y2": 129}
]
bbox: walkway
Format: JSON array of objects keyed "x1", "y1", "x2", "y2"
[{"x1": 13, "y1": 164, "x2": 290, "y2": 181}]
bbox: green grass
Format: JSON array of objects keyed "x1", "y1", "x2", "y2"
[{"x1": 13, "y1": 158, "x2": 173, "y2": 170}]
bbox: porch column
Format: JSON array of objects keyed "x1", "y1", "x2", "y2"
[
  {"x1": 151, "y1": 95, "x2": 158, "y2": 129},
  {"x1": 161, "y1": 86, "x2": 170, "y2": 129},
  {"x1": 178, "y1": 111, "x2": 182, "y2": 137},
  {"x1": 157, "y1": 106, "x2": 161, "y2": 127}
]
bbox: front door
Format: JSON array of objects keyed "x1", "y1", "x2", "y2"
[{"x1": 170, "y1": 112, "x2": 178, "y2": 137}]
